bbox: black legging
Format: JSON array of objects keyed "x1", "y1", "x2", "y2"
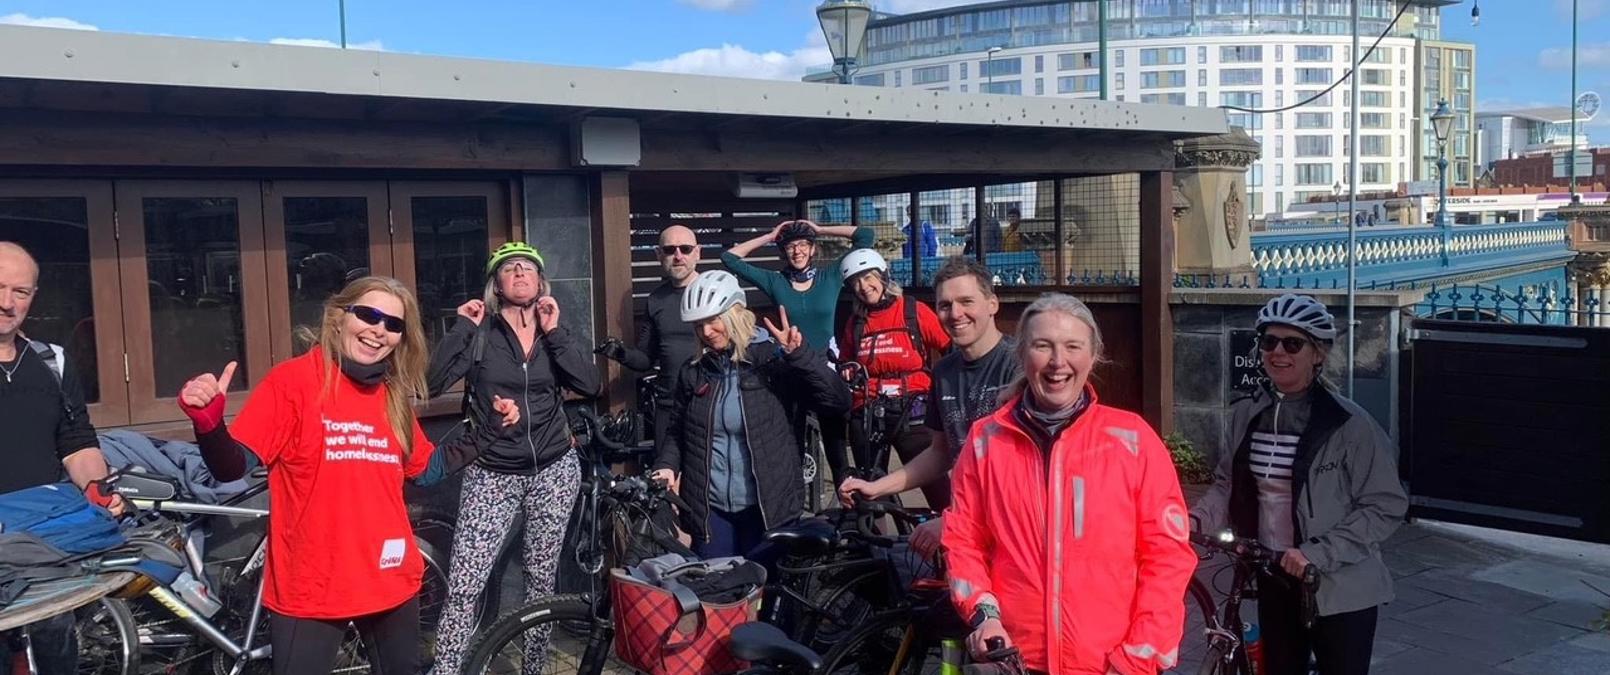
[
  {"x1": 269, "y1": 596, "x2": 419, "y2": 675},
  {"x1": 1258, "y1": 570, "x2": 1378, "y2": 675},
  {"x1": 817, "y1": 410, "x2": 851, "y2": 488}
]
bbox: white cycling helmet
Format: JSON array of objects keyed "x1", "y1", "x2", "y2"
[
  {"x1": 1257, "y1": 293, "x2": 1338, "y2": 341},
  {"x1": 680, "y1": 270, "x2": 745, "y2": 323},
  {"x1": 839, "y1": 248, "x2": 888, "y2": 282}
]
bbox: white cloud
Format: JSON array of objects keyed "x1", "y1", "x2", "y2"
[
  {"x1": 627, "y1": 43, "x2": 830, "y2": 80},
  {"x1": 1557, "y1": 0, "x2": 1608, "y2": 21},
  {"x1": 0, "y1": 13, "x2": 98, "y2": 30},
  {"x1": 269, "y1": 37, "x2": 385, "y2": 51},
  {"x1": 1538, "y1": 42, "x2": 1610, "y2": 69},
  {"x1": 627, "y1": 30, "x2": 829, "y2": 81},
  {"x1": 676, "y1": 0, "x2": 753, "y2": 11}
]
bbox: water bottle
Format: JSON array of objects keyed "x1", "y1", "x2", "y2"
[
  {"x1": 173, "y1": 570, "x2": 224, "y2": 618},
  {"x1": 1242, "y1": 622, "x2": 1266, "y2": 675},
  {"x1": 939, "y1": 638, "x2": 964, "y2": 674}
]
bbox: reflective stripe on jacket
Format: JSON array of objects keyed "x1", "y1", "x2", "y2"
[{"x1": 943, "y1": 387, "x2": 1197, "y2": 674}]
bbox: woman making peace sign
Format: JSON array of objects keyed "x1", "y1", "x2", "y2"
[
  {"x1": 177, "y1": 276, "x2": 518, "y2": 675},
  {"x1": 651, "y1": 270, "x2": 851, "y2": 557}
]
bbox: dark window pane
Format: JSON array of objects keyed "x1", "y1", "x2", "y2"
[
  {"x1": 144, "y1": 197, "x2": 248, "y2": 396},
  {"x1": 411, "y1": 196, "x2": 488, "y2": 344},
  {"x1": 285, "y1": 197, "x2": 370, "y2": 354},
  {"x1": 0, "y1": 197, "x2": 98, "y2": 403}
]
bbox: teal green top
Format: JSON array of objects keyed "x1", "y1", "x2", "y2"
[{"x1": 720, "y1": 226, "x2": 876, "y2": 351}]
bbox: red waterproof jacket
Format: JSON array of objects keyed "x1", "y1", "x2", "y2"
[{"x1": 943, "y1": 387, "x2": 1197, "y2": 674}]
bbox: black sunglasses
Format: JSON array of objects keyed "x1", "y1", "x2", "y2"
[
  {"x1": 347, "y1": 305, "x2": 405, "y2": 334},
  {"x1": 659, "y1": 244, "x2": 697, "y2": 256},
  {"x1": 1257, "y1": 334, "x2": 1310, "y2": 355}
]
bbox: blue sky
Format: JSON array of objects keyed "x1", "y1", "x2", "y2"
[{"x1": 1, "y1": 0, "x2": 1605, "y2": 141}]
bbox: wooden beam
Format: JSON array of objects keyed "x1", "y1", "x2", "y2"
[
  {"x1": 640, "y1": 128, "x2": 1175, "y2": 174},
  {"x1": 0, "y1": 109, "x2": 570, "y2": 170},
  {"x1": 0, "y1": 108, "x2": 1179, "y2": 178},
  {"x1": 591, "y1": 171, "x2": 635, "y2": 411},
  {"x1": 1139, "y1": 170, "x2": 1175, "y2": 435}
]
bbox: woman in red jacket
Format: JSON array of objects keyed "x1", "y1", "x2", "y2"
[
  {"x1": 943, "y1": 293, "x2": 1196, "y2": 674},
  {"x1": 177, "y1": 276, "x2": 516, "y2": 675},
  {"x1": 836, "y1": 248, "x2": 952, "y2": 509}
]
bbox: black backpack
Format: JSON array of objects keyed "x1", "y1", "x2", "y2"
[{"x1": 841, "y1": 296, "x2": 930, "y2": 373}]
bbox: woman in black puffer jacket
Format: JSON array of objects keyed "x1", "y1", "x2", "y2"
[{"x1": 651, "y1": 270, "x2": 850, "y2": 558}]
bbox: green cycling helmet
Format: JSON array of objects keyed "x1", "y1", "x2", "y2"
[{"x1": 485, "y1": 242, "x2": 546, "y2": 277}]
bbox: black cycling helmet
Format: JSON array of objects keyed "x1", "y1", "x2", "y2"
[{"x1": 775, "y1": 221, "x2": 816, "y2": 248}]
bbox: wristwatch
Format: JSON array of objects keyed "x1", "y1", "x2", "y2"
[{"x1": 969, "y1": 603, "x2": 1001, "y2": 629}]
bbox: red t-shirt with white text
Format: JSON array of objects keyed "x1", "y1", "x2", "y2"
[
  {"x1": 839, "y1": 296, "x2": 951, "y2": 409},
  {"x1": 229, "y1": 348, "x2": 434, "y2": 619}
]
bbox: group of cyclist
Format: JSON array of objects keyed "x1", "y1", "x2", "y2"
[{"x1": 0, "y1": 214, "x2": 1407, "y2": 674}]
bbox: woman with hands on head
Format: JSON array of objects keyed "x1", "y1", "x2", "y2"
[
  {"x1": 722, "y1": 218, "x2": 875, "y2": 491},
  {"x1": 650, "y1": 270, "x2": 850, "y2": 558},
  {"x1": 178, "y1": 276, "x2": 519, "y2": 675},
  {"x1": 423, "y1": 242, "x2": 602, "y2": 675}
]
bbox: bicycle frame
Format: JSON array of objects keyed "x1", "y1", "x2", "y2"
[{"x1": 121, "y1": 495, "x2": 275, "y2": 670}]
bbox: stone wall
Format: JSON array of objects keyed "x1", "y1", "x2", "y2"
[{"x1": 1171, "y1": 288, "x2": 1423, "y2": 466}]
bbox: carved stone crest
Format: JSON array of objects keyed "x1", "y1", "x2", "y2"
[{"x1": 1224, "y1": 184, "x2": 1243, "y2": 249}]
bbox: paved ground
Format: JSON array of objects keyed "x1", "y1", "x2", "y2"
[{"x1": 1171, "y1": 518, "x2": 1610, "y2": 674}]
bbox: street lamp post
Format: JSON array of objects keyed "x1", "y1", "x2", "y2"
[
  {"x1": 1431, "y1": 100, "x2": 1455, "y2": 265},
  {"x1": 1332, "y1": 181, "x2": 1342, "y2": 225},
  {"x1": 816, "y1": 0, "x2": 872, "y2": 85},
  {"x1": 986, "y1": 46, "x2": 1003, "y2": 92},
  {"x1": 1569, "y1": 0, "x2": 1579, "y2": 202},
  {"x1": 1431, "y1": 101, "x2": 1455, "y2": 229}
]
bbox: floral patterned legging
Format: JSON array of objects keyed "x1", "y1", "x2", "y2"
[{"x1": 429, "y1": 452, "x2": 581, "y2": 675}]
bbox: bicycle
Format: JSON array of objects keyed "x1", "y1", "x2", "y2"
[
  {"x1": 97, "y1": 468, "x2": 449, "y2": 675},
  {"x1": 1188, "y1": 529, "x2": 1319, "y2": 675},
  {"x1": 461, "y1": 406, "x2": 912, "y2": 675}
]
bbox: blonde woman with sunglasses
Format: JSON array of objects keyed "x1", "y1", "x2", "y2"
[{"x1": 178, "y1": 276, "x2": 519, "y2": 674}]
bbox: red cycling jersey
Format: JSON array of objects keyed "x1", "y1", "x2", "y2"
[
  {"x1": 944, "y1": 387, "x2": 1197, "y2": 674},
  {"x1": 838, "y1": 296, "x2": 950, "y2": 409}
]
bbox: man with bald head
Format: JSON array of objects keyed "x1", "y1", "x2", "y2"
[
  {"x1": 598, "y1": 225, "x2": 702, "y2": 452},
  {"x1": 0, "y1": 242, "x2": 122, "y2": 674}
]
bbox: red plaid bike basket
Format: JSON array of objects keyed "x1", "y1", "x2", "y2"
[{"x1": 610, "y1": 568, "x2": 760, "y2": 675}]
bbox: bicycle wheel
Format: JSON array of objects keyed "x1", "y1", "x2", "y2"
[
  {"x1": 461, "y1": 594, "x2": 629, "y2": 675},
  {"x1": 331, "y1": 536, "x2": 450, "y2": 673},
  {"x1": 819, "y1": 614, "x2": 935, "y2": 675},
  {"x1": 75, "y1": 597, "x2": 139, "y2": 675},
  {"x1": 803, "y1": 420, "x2": 827, "y2": 514}
]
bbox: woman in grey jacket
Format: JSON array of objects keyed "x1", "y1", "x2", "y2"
[{"x1": 1191, "y1": 294, "x2": 1407, "y2": 675}]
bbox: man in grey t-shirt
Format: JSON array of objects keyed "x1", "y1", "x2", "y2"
[{"x1": 838, "y1": 257, "x2": 1020, "y2": 557}]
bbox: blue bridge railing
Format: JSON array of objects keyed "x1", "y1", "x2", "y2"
[{"x1": 1249, "y1": 221, "x2": 1573, "y2": 289}]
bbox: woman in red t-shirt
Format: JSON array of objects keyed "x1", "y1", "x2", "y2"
[
  {"x1": 177, "y1": 276, "x2": 517, "y2": 675},
  {"x1": 835, "y1": 248, "x2": 953, "y2": 509}
]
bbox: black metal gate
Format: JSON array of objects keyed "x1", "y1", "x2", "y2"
[{"x1": 1402, "y1": 319, "x2": 1610, "y2": 544}]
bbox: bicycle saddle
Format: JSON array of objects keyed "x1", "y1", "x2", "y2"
[
  {"x1": 760, "y1": 517, "x2": 837, "y2": 558},
  {"x1": 728, "y1": 622, "x2": 823, "y2": 671},
  {"x1": 107, "y1": 469, "x2": 180, "y2": 502}
]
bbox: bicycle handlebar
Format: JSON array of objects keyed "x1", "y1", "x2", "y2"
[
  {"x1": 1192, "y1": 530, "x2": 1320, "y2": 586},
  {"x1": 573, "y1": 406, "x2": 627, "y2": 452}
]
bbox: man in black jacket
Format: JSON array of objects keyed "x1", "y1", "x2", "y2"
[
  {"x1": 0, "y1": 242, "x2": 123, "y2": 674},
  {"x1": 598, "y1": 224, "x2": 701, "y2": 452}
]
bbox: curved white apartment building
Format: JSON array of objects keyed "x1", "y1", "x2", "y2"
[{"x1": 809, "y1": 0, "x2": 1476, "y2": 220}]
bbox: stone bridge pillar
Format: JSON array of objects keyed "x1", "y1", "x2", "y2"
[
  {"x1": 1173, "y1": 128, "x2": 1261, "y2": 285},
  {"x1": 1560, "y1": 203, "x2": 1610, "y2": 327}
]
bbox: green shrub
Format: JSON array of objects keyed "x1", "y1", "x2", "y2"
[{"x1": 1165, "y1": 432, "x2": 1213, "y2": 485}]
